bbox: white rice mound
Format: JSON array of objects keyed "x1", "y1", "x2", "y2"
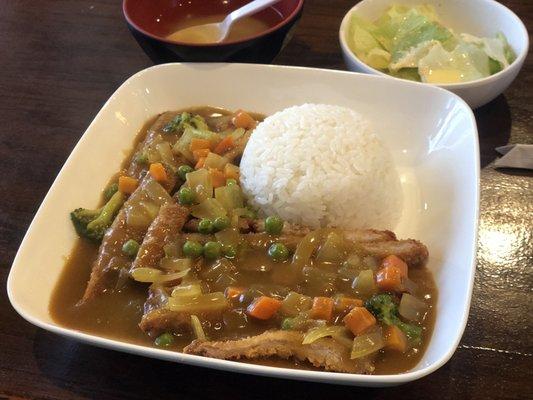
[{"x1": 239, "y1": 104, "x2": 402, "y2": 230}]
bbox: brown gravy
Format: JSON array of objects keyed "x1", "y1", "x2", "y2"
[
  {"x1": 50, "y1": 107, "x2": 438, "y2": 375},
  {"x1": 50, "y1": 239, "x2": 437, "y2": 374}
]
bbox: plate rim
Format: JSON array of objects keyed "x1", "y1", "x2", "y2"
[{"x1": 7, "y1": 62, "x2": 480, "y2": 386}]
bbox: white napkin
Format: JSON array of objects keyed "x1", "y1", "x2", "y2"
[{"x1": 494, "y1": 144, "x2": 533, "y2": 169}]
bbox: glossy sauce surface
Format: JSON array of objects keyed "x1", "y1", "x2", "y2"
[
  {"x1": 50, "y1": 107, "x2": 438, "y2": 375},
  {"x1": 167, "y1": 15, "x2": 272, "y2": 44},
  {"x1": 50, "y1": 239, "x2": 437, "y2": 374}
]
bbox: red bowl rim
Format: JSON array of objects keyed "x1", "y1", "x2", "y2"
[{"x1": 122, "y1": 0, "x2": 304, "y2": 47}]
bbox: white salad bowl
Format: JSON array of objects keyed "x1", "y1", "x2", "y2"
[
  {"x1": 339, "y1": 0, "x2": 529, "y2": 109},
  {"x1": 7, "y1": 63, "x2": 479, "y2": 387}
]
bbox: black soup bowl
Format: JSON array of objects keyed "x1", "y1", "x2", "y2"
[{"x1": 123, "y1": 0, "x2": 304, "y2": 63}]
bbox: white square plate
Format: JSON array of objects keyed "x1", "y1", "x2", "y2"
[{"x1": 7, "y1": 63, "x2": 479, "y2": 387}]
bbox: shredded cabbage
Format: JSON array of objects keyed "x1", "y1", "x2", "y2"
[{"x1": 348, "y1": 4, "x2": 516, "y2": 83}]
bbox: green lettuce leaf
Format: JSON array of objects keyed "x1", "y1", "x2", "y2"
[
  {"x1": 347, "y1": 5, "x2": 516, "y2": 83},
  {"x1": 348, "y1": 14, "x2": 391, "y2": 69},
  {"x1": 418, "y1": 42, "x2": 490, "y2": 83}
]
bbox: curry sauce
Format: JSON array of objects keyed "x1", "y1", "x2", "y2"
[{"x1": 50, "y1": 106, "x2": 438, "y2": 375}]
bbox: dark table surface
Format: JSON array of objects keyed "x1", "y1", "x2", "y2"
[{"x1": 0, "y1": 1, "x2": 531, "y2": 399}]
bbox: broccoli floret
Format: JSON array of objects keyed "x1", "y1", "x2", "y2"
[
  {"x1": 397, "y1": 320, "x2": 422, "y2": 343},
  {"x1": 163, "y1": 112, "x2": 192, "y2": 133},
  {"x1": 103, "y1": 182, "x2": 118, "y2": 202},
  {"x1": 365, "y1": 293, "x2": 422, "y2": 345},
  {"x1": 70, "y1": 191, "x2": 125, "y2": 242},
  {"x1": 364, "y1": 293, "x2": 399, "y2": 325},
  {"x1": 163, "y1": 112, "x2": 209, "y2": 133}
]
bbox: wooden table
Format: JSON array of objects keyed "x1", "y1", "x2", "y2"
[{"x1": 0, "y1": 1, "x2": 531, "y2": 399}]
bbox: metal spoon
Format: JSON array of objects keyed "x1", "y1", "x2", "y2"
[{"x1": 168, "y1": 0, "x2": 281, "y2": 44}]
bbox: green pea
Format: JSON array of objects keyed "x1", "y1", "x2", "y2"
[
  {"x1": 265, "y1": 216, "x2": 284, "y2": 235},
  {"x1": 178, "y1": 187, "x2": 195, "y2": 205},
  {"x1": 154, "y1": 332, "x2": 174, "y2": 347},
  {"x1": 198, "y1": 218, "x2": 213, "y2": 234},
  {"x1": 268, "y1": 242, "x2": 289, "y2": 262},
  {"x1": 213, "y1": 216, "x2": 230, "y2": 231},
  {"x1": 178, "y1": 165, "x2": 194, "y2": 180},
  {"x1": 226, "y1": 178, "x2": 238, "y2": 186},
  {"x1": 122, "y1": 239, "x2": 140, "y2": 257},
  {"x1": 103, "y1": 182, "x2": 118, "y2": 202},
  {"x1": 183, "y1": 240, "x2": 203, "y2": 258},
  {"x1": 223, "y1": 244, "x2": 237, "y2": 259},
  {"x1": 204, "y1": 241, "x2": 222, "y2": 259}
]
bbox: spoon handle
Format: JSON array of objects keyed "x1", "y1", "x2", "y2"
[{"x1": 225, "y1": 0, "x2": 281, "y2": 25}]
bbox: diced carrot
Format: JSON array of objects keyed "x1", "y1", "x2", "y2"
[
  {"x1": 232, "y1": 110, "x2": 256, "y2": 129},
  {"x1": 334, "y1": 297, "x2": 363, "y2": 314},
  {"x1": 149, "y1": 163, "x2": 168, "y2": 183},
  {"x1": 192, "y1": 148, "x2": 210, "y2": 161},
  {"x1": 376, "y1": 265, "x2": 403, "y2": 291},
  {"x1": 118, "y1": 176, "x2": 138, "y2": 194},
  {"x1": 246, "y1": 296, "x2": 282, "y2": 320},
  {"x1": 225, "y1": 286, "x2": 245, "y2": 300},
  {"x1": 384, "y1": 325, "x2": 408, "y2": 352},
  {"x1": 224, "y1": 163, "x2": 240, "y2": 180},
  {"x1": 195, "y1": 157, "x2": 206, "y2": 170},
  {"x1": 209, "y1": 168, "x2": 226, "y2": 188},
  {"x1": 214, "y1": 135, "x2": 234, "y2": 154},
  {"x1": 190, "y1": 138, "x2": 211, "y2": 152},
  {"x1": 343, "y1": 306, "x2": 376, "y2": 335},
  {"x1": 382, "y1": 255, "x2": 408, "y2": 278},
  {"x1": 309, "y1": 297, "x2": 334, "y2": 321}
]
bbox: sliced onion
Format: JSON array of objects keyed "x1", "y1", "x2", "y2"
[
  {"x1": 292, "y1": 229, "x2": 323, "y2": 269},
  {"x1": 145, "y1": 179, "x2": 171, "y2": 205},
  {"x1": 139, "y1": 200, "x2": 160, "y2": 220},
  {"x1": 166, "y1": 292, "x2": 228, "y2": 313},
  {"x1": 160, "y1": 257, "x2": 192, "y2": 272},
  {"x1": 282, "y1": 313, "x2": 327, "y2": 331},
  {"x1": 281, "y1": 292, "x2": 312, "y2": 317},
  {"x1": 186, "y1": 169, "x2": 213, "y2": 202},
  {"x1": 352, "y1": 269, "x2": 377, "y2": 296},
  {"x1": 156, "y1": 142, "x2": 177, "y2": 170},
  {"x1": 146, "y1": 146, "x2": 162, "y2": 164},
  {"x1": 204, "y1": 152, "x2": 229, "y2": 170},
  {"x1": 302, "y1": 325, "x2": 350, "y2": 345},
  {"x1": 191, "y1": 315, "x2": 206, "y2": 340},
  {"x1": 402, "y1": 277, "x2": 419, "y2": 295},
  {"x1": 131, "y1": 267, "x2": 190, "y2": 283},
  {"x1": 316, "y1": 231, "x2": 346, "y2": 263},
  {"x1": 191, "y1": 198, "x2": 227, "y2": 219},
  {"x1": 125, "y1": 204, "x2": 153, "y2": 228},
  {"x1": 172, "y1": 283, "x2": 203, "y2": 298},
  {"x1": 399, "y1": 293, "x2": 428, "y2": 322},
  {"x1": 215, "y1": 185, "x2": 244, "y2": 212},
  {"x1": 350, "y1": 327, "x2": 384, "y2": 359},
  {"x1": 215, "y1": 227, "x2": 241, "y2": 247}
]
